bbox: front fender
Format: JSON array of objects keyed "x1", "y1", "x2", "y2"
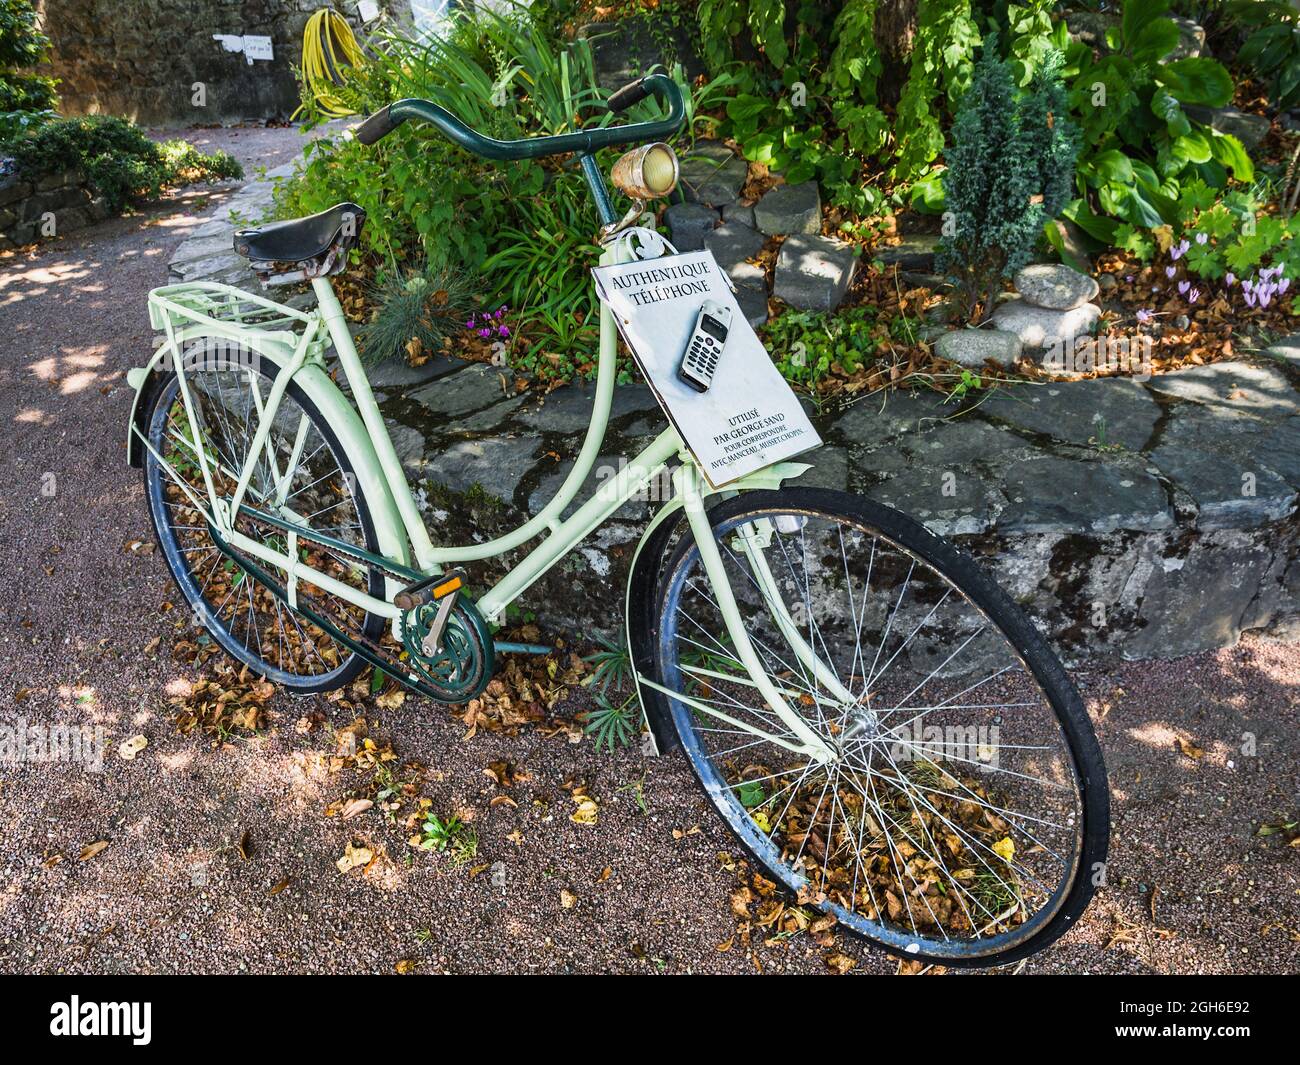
[{"x1": 625, "y1": 460, "x2": 812, "y2": 754}]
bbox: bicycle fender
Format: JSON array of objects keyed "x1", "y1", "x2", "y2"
[
  {"x1": 625, "y1": 460, "x2": 813, "y2": 754},
  {"x1": 125, "y1": 334, "x2": 412, "y2": 576}
]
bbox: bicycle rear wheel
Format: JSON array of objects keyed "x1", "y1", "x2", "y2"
[
  {"x1": 142, "y1": 351, "x2": 385, "y2": 691},
  {"x1": 653, "y1": 487, "x2": 1107, "y2": 966}
]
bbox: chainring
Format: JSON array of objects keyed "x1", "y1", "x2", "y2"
[{"x1": 400, "y1": 599, "x2": 494, "y2": 703}]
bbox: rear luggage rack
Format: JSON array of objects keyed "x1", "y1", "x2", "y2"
[{"x1": 147, "y1": 281, "x2": 329, "y2": 362}]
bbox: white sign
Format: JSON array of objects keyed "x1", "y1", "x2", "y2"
[
  {"x1": 357, "y1": 0, "x2": 381, "y2": 22},
  {"x1": 593, "y1": 249, "x2": 821, "y2": 487},
  {"x1": 212, "y1": 34, "x2": 274, "y2": 65}
]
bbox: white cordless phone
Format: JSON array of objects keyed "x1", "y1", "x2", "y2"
[{"x1": 677, "y1": 300, "x2": 731, "y2": 393}]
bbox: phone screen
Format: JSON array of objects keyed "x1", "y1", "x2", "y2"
[{"x1": 700, "y1": 314, "x2": 727, "y2": 341}]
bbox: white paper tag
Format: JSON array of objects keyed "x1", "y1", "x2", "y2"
[
  {"x1": 593, "y1": 249, "x2": 821, "y2": 487},
  {"x1": 242, "y1": 35, "x2": 274, "y2": 62},
  {"x1": 357, "y1": 0, "x2": 381, "y2": 21}
]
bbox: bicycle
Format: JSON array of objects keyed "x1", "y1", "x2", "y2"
[{"x1": 125, "y1": 73, "x2": 1108, "y2": 966}]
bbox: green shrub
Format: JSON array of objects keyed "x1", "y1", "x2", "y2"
[
  {"x1": 938, "y1": 37, "x2": 1080, "y2": 319},
  {"x1": 278, "y1": 4, "x2": 629, "y2": 376},
  {"x1": 761, "y1": 306, "x2": 920, "y2": 390},
  {"x1": 3, "y1": 115, "x2": 243, "y2": 213}
]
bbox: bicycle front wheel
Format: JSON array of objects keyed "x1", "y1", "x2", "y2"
[{"x1": 653, "y1": 487, "x2": 1107, "y2": 966}]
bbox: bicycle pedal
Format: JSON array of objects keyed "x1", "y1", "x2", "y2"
[{"x1": 394, "y1": 568, "x2": 466, "y2": 611}]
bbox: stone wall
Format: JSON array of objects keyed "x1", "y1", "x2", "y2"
[
  {"x1": 0, "y1": 166, "x2": 109, "y2": 249},
  {"x1": 36, "y1": 0, "x2": 384, "y2": 126}
]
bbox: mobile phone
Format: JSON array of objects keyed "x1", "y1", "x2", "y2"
[{"x1": 677, "y1": 300, "x2": 731, "y2": 393}]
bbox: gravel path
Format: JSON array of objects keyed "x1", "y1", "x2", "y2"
[{"x1": 0, "y1": 125, "x2": 1296, "y2": 975}]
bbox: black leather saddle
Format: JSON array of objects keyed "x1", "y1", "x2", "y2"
[{"x1": 233, "y1": 202, "x2": 365, "y2": 285}]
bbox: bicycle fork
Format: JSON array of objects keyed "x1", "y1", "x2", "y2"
[{"x1": 650, "y1": 464, "x2": 842, "y2": 765}]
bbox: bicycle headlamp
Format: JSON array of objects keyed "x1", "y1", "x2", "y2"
[{"x1": 611, "y1": 142, "x2": 679, "y2": 200}]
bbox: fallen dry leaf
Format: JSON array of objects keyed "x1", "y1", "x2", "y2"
[{"x1": 79, "y1": 841, "x2": 109, "y2": 861}]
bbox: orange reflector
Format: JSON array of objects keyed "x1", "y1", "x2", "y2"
[{"x1": 432, "y1": 575, "x2": 463, "y2": 599}]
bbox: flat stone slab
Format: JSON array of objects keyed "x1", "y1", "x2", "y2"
[
  {"x1": 935, "y1": 328, "x2": 1023, "y2": 369},
  {"x1": 753, "y1": 180, "x2": 820, "y2": 236},
  {"x1": 991, "y1": 299, "x2": 1100, "y2": 351},
  {"x1": 514, "y1": 382, "x2": 658, "y2": 434},
  {"x1": 735, "y1": 283, "x2": 768, "y2": 327},
  {"x1": 409, "y1": 364, "x2": 520, "y2": 423},
  {"x1": 1015, "y1": 263, "x2": 1099, "y2": 310},
  {"x1": 1145, "y1": 361, "x2": 1299, "y2": 419},
  {"x1": 866, "y1": 463, "x2": 1002, "y2": 536},
  {"x1": 997, "y1": 454, "x2": 1174, "y2": 534},
  {"x1": 703, "y1": 221, "x2": 766, "y2": 279},
  {"x1": 1148, "y1": 442, "x2": 1296, "y2": 529},
  {"x1": 1264, "y1": 334, "x2": 1300, "y2": 370},
  {"x1": 722, "y1": 202, "x2": 755, "y2": 228},
  {"x1": 418, "y1": 435, "x2": 540, "y2": 503},
  {"x1": 774, "y1": 234, "x2": 857, "y2": 311},
  {"x1": 981, "y1": 378, "x2": 1161, "y2": 451},
  {"x1": 664, "y1": 202, "x2": 717, "y2": 252},
  {"x1": 875, "y1": 234, "x2": 938, "y2": 272},
  {"x1": 678, "y1": 141, "x2": 747, "y2": 207}
]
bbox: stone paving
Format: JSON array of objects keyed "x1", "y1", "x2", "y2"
[{"x1": 165, "y1": 162, "x2": 1300, "y2": 665}]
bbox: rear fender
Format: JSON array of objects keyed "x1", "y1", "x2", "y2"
[{"x1": 124, "y1": 335, "x2": 412, "y2": 577}]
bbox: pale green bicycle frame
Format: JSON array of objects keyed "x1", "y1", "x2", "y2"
[{"x1": 134, "y1": 237, "x2": 845, "y2": 763}]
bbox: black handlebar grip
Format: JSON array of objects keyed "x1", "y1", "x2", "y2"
[
  {"x1": 354, "y1": 105, "x2": 399, "y2": 145},
  {"x1": 607, "y1": 76, "x2": 653, "y2": 114}
]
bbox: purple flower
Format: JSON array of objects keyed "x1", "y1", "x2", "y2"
[
  {"x1": 1170, "y1": 239, "x2": 1190, "y2": 261},
  {"x1": 477, "y1": 327, "x2": 491, "y2": 338},
  {"x1": 1280, "y1": 277, "x2": 1291, "y2": 295},
  {"x1": 465, "y1": 319, "x2": 475, "y2": 329},
  {"x1": 1244, "y1": 289, "x2": 1258, "y2": 308},
  {"x1": 1195, "y1": 232, "x2": 1208, "y2": 245},
  {"x1": 497, "y1": 324, "x2": 509, "y2": 337},
  {"x1": 1177, "y1": 280, "x2": 1190, "y2": 295},
  {"x1": 1225, "y1": 272, "x2": 1235, "y2": 287},
  {"x1": 1136, "y1": 308, "x2": 1153, "y2": 323},
  {"x1": 495, "y1": 306, "x2": 508, "y2": 318},
  {"x1": 1166, "y1": 266, "x2": 1177, "y2": 279},
  {"x1": 1188, "y1": 287, "x2": 1201, "y2": 303}
]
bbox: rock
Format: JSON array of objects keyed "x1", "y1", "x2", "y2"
[
  {"x1": 1145, "y1": 361, "x2": 1299, "y2": 419},
  {"x1": 990, "y1": 299, "x2": 1100, "y2": 351},
  {"x1": 409, "y1": 364, "x2": 521, "y2": 423},
  {"x1": 664, "y1": 202, "x2": 717, "y2": 252},
  {"x1": 1097, "y1": 272, "x2": 1118, "y2": 291},
  {"x1": 419, "y1": 436, "x2": 540, "y2": 504},
  {"x1": 1065, "y1": 11, "x2": 1119, "y2": 47},
  {"x1": 353, "y1": 349, "x2": 466, "y2": 391},
  {"x1": 935, "y1": 329, "x2": 1023, "y2": 369},
  {"x1": 875, "y1": 234, "x2": 938, "y2": 273},
  {"x1": 722, "y1": 202, "x2": 755, "y2": 228},
  {"x1": 981, "y1": 378, "x2": 1161, "y2": 451},
  {"x1": 734, "y1": 283, "x2": 768, "y2": 328},
  {"x1": 997, "y1": 455, "x2": 1174, "y2": 535},
  {"x1": 577, "y1": 21, "x2": 705, "y2": 93},
  {"x1": 1184, "y1": 105, "x2": 1272, "y2": 151},
  {"x1": 1264, "y1": 334, "x2": 1300, "y2": 370},
  {"x1": 774, "y1": 234, "x2": 858, "y2": 312},
  {"x1": 1014, "y1": 263, "x2": 1100, "y2": 310},
  {"x1": 703, "y1": 221, "x2": 766, "y2": 280},
  {"x1": 753, "y1": 180, "x2": 820, "y2": 236},
  {"x1": 1169, "y1": 16, "x2": 1205, "y2": 59},
  {"x1": 678, "y1": 141, "x2": 747, "y2": 207},
  {"x1": 1148, "y1": 444, "x2": 1296, "y2": 529}
]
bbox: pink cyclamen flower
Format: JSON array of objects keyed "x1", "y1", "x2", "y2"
[
  {"x1": 497, "y1": 325, "x2": 509, "y2": 337},
  {"x1": 477, "y1": 327, "x2": 491, "y2": 338},
  {"x1": 1136, "y1": 308, "x2": 1153, "y2": 323},
  {"x1": 1177, "y1": 280, "x2": 1190, "y2": 295},
  {"x1": 1165, "y1": 266, "x2": 1177, "y2": 279},
  {"x1": 1224, "y1": 272, "x2": 1235, "y2": 286},
  {"x1": 1280, "y1": 277, "x2": 1291, "y2": 295},
  {"x1": 1195, "y1": 232, "x2": 1208, "y2": 245},
  {"x1": 1170, "y1": 239, "x2": 1190, "y2": 261},
  {"x1": 1244, "y1": 289, "x2": 1258, "y2": 308},
  {"x1": 1187, "y1": 288, "x2": 1201, "y2": 303}
]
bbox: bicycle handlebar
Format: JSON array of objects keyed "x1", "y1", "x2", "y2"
[{"x1": 352, "y1": 73, "x2": 685, "y2": 160}]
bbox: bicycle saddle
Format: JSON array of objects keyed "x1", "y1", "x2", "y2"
[{"x1": 233, "y1": 202, "x2": 365, "y2": 286}]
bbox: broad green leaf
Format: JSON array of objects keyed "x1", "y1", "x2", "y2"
[
  {"x1": 1157, "y1": 58, "x2": 1234, "y2": 107},
  {"x1": 1208, "y1": 131, "x2": 1255, "y2": 182}
]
